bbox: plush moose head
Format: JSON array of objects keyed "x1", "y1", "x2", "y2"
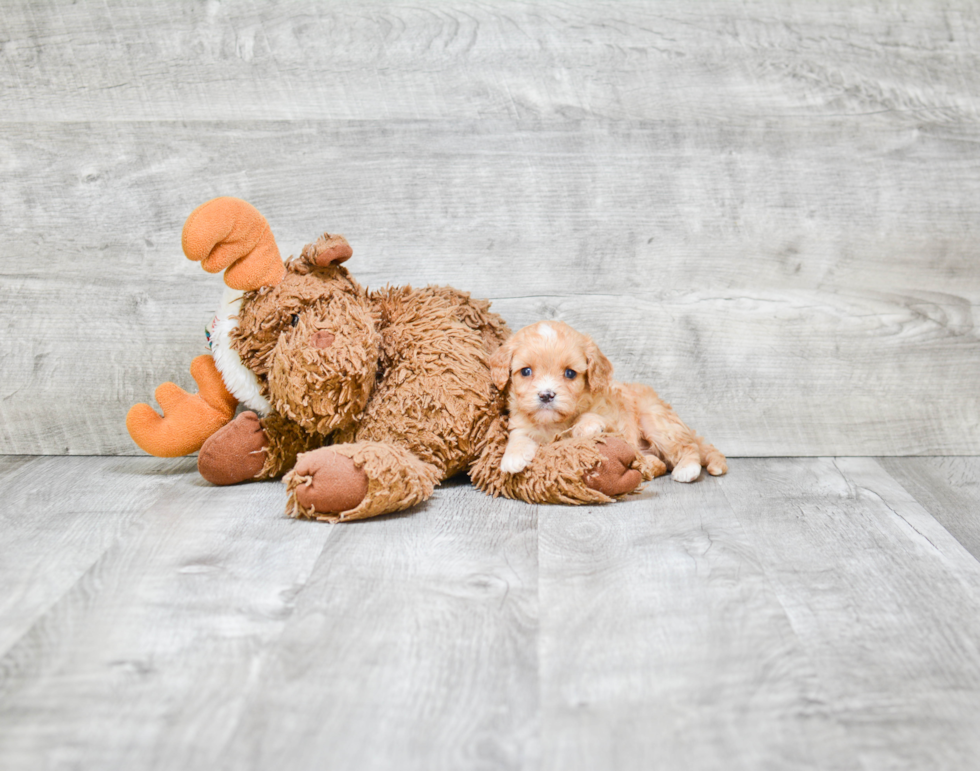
[
  {"x1": 128, "y1": 197, "x2": 381, "y2": 456},
  {"x1": 218, "y1": 240, "x2": 380, "y2": 437}
]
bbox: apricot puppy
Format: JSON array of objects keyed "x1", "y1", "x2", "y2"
[{"x1": 490, "y1": 321, "x2": 727, "y2": 483}]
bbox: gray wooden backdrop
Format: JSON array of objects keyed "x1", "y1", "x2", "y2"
[{"x1": 2, "y1": 0, "x2": 979, "y2": 457}]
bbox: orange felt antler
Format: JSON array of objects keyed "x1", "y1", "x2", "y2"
[
  {"x1": 182, "y1": 197, "x2": 285, "y2": 290},
  {"x1": 127, "y1": 355, "x2": 238, "y2": 457}
]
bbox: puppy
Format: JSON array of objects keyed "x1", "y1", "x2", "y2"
[{"x1": 491, "y1": 321, "x2": 727, "y2": 482}]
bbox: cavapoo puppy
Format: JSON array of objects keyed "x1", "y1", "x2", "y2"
[{"x1": 491, "y1": 321, "x2": 727, "y2": 483}]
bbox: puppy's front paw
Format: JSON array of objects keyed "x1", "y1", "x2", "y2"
[
  {"x1": 638, "y1": 454, "x2": 667, "y2": 480},
  {"x1": 572, "y1": 415, "x2": 605, "y2": 439},
  {"x1": 501, "y1": 446, "x2": 535, "y2": 474},
  {"x1": 671, "y1": 463, "x2": 701, "y2": 483}
]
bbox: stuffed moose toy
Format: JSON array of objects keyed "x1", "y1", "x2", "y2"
[{"x1": 127, "y1": 197, "x2": 650, "y2": 521}]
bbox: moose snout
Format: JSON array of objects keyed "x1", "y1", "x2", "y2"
[{"x1": 311, "y1": 331, "x2": 336, "y2": 349}]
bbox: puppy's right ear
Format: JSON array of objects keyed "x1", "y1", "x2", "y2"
[
  {"x1": 489, "y1": 339, "x2": 516, "y2": 391},
  {"x1": 584, "y1": 336, "x2": 614, "y2": 394}
]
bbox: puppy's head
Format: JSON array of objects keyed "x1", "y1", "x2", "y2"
[{"x1": 490, "y1": 321, "x2": 613, "y2": 426}]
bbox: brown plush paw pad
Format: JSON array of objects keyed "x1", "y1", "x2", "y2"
[
  {"x1": 583, "y1": 437, "x2": 643, "y2": 497},
  {"x1": 291, "y1": 449, "x2": 369, "y2": 516},
  {"x1": 197, "y1": 411, "x2": 267, "y2": 486}
]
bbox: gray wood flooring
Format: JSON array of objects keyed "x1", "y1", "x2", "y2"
[{"x1": 2, "y1": 456, "x2": 980, "y2": 770}]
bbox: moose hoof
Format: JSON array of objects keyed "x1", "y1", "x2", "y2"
[
  {"x1": 290, "y1": 448, "x2": 369, "y2": 516},
  {"x1": 583, "y1": 437, "x2": 643, "y2": 497},
  {"x1": 197, "y1": 411, "x2": 267, "y2": 486}
]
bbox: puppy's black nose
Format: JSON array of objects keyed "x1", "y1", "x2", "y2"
[{"x1": 538, "y1": 390, "x2": 556, "y2": 404}]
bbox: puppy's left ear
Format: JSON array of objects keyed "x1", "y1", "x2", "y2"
[
  {"x1": 489, "y1": 338, "x2": 516, "y2": 391},
  {"x1": 585, "y1": 337, "x2": 614, "y2": 393}
]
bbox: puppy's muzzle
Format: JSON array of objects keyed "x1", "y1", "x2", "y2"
[{"x1": 538, "y1": 390, "x2": 556, "y2": 405}]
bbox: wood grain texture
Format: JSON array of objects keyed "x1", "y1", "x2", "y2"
[
  {"x1": 536, "y1": 469, "x2": 860, "y2": 771},
  {"x1": 878, "y1": 456, "x2": 980, "y2": 562},
  {"x1": 220, "y1": 478, "x2": 539, "y2": 771},
  {"x1": 3, "y1": 118, "x2": 980, "y2": 455},
  {"x1": 0, "y1": 464, "x2": 539, "y2": 771},
  {"x1": 2, "y1": 1, "x2": 980, "y2": 455},
  {"x1": 719, "y1": 458, "x2": 980, "y2": 771},
  {"x1": 5, "y1": 457, "x2": 980, "y2": 769},
  {"x1": 0, "y1": 461, "x2": 333, "y2": 770},
  {"x1": 0, "y1": 455, "x2": 195, "y2": 657},
  {"x1": 2, "y1": 1, "x2": 979, "y2": 123}
]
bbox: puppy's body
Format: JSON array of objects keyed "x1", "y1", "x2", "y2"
[{"x1": 491, "y1": 321, "x2": 727, "y2": 483}]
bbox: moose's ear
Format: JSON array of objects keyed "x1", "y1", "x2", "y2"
[
  {"x1": 182, "y1": 197, "x2": 285, "y2": 290},
  {"x1": 584, "y1": 336, "x2": 614, "y2": 394},
  {"x1": 302, "y1": 233, "x2": 353, "y2": 267},
  {"x1": 489, "y1": 338, "x2": 517, "y2": 392}
]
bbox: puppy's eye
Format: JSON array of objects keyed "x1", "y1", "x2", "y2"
[
  {"x1": 290, "y1": 314, "x2": 300, "y2": 327},
  {"x1": 519, "y1": 367, "x2": 532, "y2": 377},
  {"x1": 564, "y1": 368, "x2": 577, "y2": 380}
]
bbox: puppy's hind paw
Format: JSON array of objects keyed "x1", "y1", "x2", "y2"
[
  {"x1": 671, "y1": 463, "x2": 701, "y2": 483},
  {"x1": 707, "y1": 458, "x2": 728, "y2": 476}
]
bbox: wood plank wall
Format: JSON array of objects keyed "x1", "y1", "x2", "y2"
[{"x1": 1, "y1": 1, "x2": 978, "y2": 456}]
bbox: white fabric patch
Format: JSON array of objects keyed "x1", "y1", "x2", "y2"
[{"x1": 208, "y1": 286, "x2": 271, "y2": 416}]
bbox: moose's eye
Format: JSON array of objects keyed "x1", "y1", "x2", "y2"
[
  {"x1": 564, "y1": 368, "x2": 577, "y2": 380},
  {"x1": 519, "y1": 367, "x2": 532, "y2": 377},
  {"x1": 290, "y1": 314, "x2": 300, "y2": 327}
]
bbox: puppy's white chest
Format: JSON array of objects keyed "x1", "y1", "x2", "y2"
[{"x1": 527, "y1": 422, "x2": 568, "y2": 445}]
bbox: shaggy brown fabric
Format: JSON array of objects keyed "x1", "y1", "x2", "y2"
[
  {"x1": 347, "y1": 286, "x2": 503, "y2": 477},
  {"x1": 227, "y1": 252, "x2": 513, "y2": 519},
  {"x1": 256, "y1": 411, "x2": 327, "y2": 479},
  {"x1": 231, "y1": 263, "x2": 381, "y2": 437},
  {"x1": 285, "y1": 442, "x2": 441, "y2": 522},
  {"x1": 470, "y1": 415, "x2": 649, "y2": 504}
]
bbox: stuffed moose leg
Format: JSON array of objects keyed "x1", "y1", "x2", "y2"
[{"x1": 284, "y1": 442, "x2": 441, "y2": 523}]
